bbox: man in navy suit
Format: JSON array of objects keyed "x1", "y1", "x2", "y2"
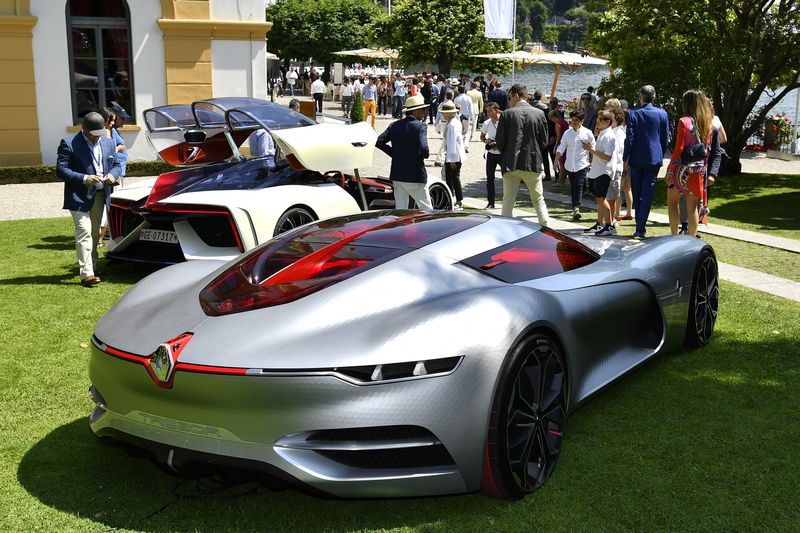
[
  {"x1": 56, "y1": 112, "x2": 121, "y2": 286},
  {"x1": 623, "y1": 85, "x2": 670, "y2": 238},
  {"x1": 375, "y1": 94, "x2": 432, "y2": 209}
]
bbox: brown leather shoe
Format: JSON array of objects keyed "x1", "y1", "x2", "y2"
[{"x1": 80, "y1": 276, "x2": 102, "y2": 287}]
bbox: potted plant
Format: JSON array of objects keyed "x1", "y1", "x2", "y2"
[{"x1": 350, "y1": 90, "x2": 364, "y2": 123}]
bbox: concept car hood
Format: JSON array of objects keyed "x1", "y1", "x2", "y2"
[
  {"x1": 271, "y1": 122, "x2": 377, "y2": 172},
  {"x1": 93, "y1": 260, "x2": 225, "y2": 354}
]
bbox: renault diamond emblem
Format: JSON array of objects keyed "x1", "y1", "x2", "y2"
[{"x1": 150, "y1": 344, "x2": 173, "y2": 382}]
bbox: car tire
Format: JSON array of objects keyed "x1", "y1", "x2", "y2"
[
  {"x1": 408, "y1": 182, "x2": 453, "y2": 210},
  {"x1": 482, "y1": 332, "x2": 567, "y2": 500},
  {"x1": 684, "y1": 247, "x2": 719, "y2": 348},
  {"x1": 273, "y1": 207, "x2": 316, "y2": 236}
]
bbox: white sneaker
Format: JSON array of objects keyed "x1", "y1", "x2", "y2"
[
  {"x1": 583, "y1": 222, "x2": 601, "y2": 233},
  {"x1": 453, "y1": 204, "x2": 463, "y2": 211},
  {"x1": 595, "y1": 224, "x2": 617, "y2": 236}
]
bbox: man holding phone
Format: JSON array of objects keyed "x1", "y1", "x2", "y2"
[{"x1": 56, "y1": 112, "x2": 121, "y2": 286}]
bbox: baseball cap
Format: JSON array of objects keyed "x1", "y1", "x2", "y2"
[
  {"x1": 82, "y1": 112, "x2": 106, "y2": 136},
  {"x1": 110, "y1": 103, "x2": 131, "y2": 120}
]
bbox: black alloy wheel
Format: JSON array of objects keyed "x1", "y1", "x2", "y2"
[
  {"x1": 483, "y1": 333, "x2": 567, "y2": 499},
  {"x1": 408, "y1": 183, "x2": 453, "y2": 210},
  {"x1": 685, "y1": 248, "x2": 719, "y2": 347},
  {"x1": 273, "y1": 207, "x2": 316, "y2": 236}
]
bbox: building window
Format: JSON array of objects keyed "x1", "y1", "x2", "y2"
[{"x1": 67, "y1": 0, "x2": 134, "y2": 124}]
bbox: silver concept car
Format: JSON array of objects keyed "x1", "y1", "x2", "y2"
[{"x1": 88, "y1": 211, "x2": 719, "y2": 499}]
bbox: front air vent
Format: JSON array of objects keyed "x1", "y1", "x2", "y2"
[{"x1": 316, "y1": 446, "x2": 455, "y2": 469}]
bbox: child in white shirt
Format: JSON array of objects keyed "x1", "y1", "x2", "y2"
[{"x1": 582, "y1": 110, "x2": 617, "y2": 235}]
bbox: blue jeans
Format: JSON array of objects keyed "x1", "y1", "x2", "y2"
[
  {"x1": 392, "y1": 95, "x2": 403, "y2": 118},
  {"x1": 629, "y1": 164, "x2": 660, "y2": 235},
  {"x1": 568, "y1": 167, "x2": 589, "y2": 207}
]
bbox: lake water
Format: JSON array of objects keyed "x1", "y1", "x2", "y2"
[{"x1": 483, "y1": 64, "x2": 799, "y2": 123}]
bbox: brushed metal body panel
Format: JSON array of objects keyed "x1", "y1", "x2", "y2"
[{"x1": 90, "y1": 214, "x2": 712, "y2": 497}]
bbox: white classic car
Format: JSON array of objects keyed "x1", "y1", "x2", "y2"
[{"x1": 106, "y1": 97, "x2": 452, "y2": 264}]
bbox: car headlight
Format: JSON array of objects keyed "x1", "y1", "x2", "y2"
[{"x1": 334, "y1": 356, "x2": 463, "y2": 385}]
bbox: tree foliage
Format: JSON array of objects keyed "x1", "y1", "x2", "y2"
[
  {"x1": 350, "y1": 90, "x2": 364, "y2": 123},
  {"x1": 266, "y1": 0, "x2": 381, "y2": 78},
  {"x1": 370, "y1": 0, "x2": 512, "y2": 76},
  {"x1": 589, "y1": 0, "x2": 800, "y2": 172}
]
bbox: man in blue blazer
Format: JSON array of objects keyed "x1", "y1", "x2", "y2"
[
  {"x1": 376, "y1": 94, "x2": 432, "y2": 209},
  {"x1": 623, "y1": 85, "x2": 670, "y2": 238},
  {"x1": 56, "y1": 112, "x2": 121, "y2": 286}
]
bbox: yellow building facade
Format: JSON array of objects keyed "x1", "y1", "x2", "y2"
[{"x1": 0, "y1": 0, "x2": 271, "y2": 166}]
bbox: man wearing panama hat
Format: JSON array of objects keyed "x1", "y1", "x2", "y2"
[
  {"x1": 376, "y1": 94, "x2": 433, "y2": 210},
  {"x1": 438, "y1": 101, "x2": 466, "y2": 210}
]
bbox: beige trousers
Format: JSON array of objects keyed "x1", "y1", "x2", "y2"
[
  {"x1": 393, "y1": 181, "x2": 432, "y2": 210},
  {"x1": 501, "y1": 170, "x2": 549, "y2": 226},
  {"x1": 70, "y1": 191, "x2": 104, "y2": 280}
]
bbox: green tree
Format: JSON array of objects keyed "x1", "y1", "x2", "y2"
[
  {"x1": 370, "y1": 0, "x2": 511, "y2": 76},
  {"x1": 530, "y1": 1, "x2": 548, "y2": 41},
  {"x1": 266, "y1": 0, "x2": 381, "y2": 82},
  {"x1": 350, "y1": 89, "x2": 364, "y2": 123},
  {"x1": 589, "y1": 0, "x2": 800, "y2": 173}
]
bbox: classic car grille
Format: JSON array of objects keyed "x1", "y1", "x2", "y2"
[{"x1": 109, "y1": 205, "x2": 145, "y2": 239}]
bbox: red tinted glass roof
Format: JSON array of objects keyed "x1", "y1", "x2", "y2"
[
  {"x1": 461, "y1": 228, "x2": 599, "y2": 283},
  {"x1": 200, "y1": 211, "x2": 488, "y2": 315}
]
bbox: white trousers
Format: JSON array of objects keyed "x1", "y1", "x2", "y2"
[
  {"x1": 393, "y1": 181, "x2": 432, "y2": 210},
  {"x1": 466, "y1": 115, "x2": 479, "y2": 142},
  {"x1": 70, "y1": 192, "x2": 104, "y2": 279},
  {"x1": 501, "y1": 170, "x2": 549, "y2": 226}
]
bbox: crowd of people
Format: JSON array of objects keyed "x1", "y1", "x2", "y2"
[
  {"x1": 371, "y1": 72, "x2": 724, "y2": 240},
  {"x1": 57, "y1": 64, "x2": 723, "y2": 287}
]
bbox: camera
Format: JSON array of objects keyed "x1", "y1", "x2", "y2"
[{"x1": 485, "y1": 141, "x2": 497, "y2": 150}]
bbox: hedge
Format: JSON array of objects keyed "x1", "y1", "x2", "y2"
[{"x1": 0, "y1": 160, "x2": 178, "y2": 185}]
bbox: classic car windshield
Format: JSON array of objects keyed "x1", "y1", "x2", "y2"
[{"x1": 228, "y1": 104, "x2": 315, "y2": 131}]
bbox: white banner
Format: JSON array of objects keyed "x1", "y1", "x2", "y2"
[{"x1": 484, "y1": 0, "x2": 514, "y2": 39}]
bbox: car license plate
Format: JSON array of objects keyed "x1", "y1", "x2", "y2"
[{"x1": 139, "y1": 228, "x2": 178, "y2": 243}]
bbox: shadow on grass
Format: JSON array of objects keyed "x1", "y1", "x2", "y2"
[
  {"x1": 16, "y1": 328, "x2": 800, "y2": 532},
  {"x1": 16, "y1": 420, "x2": 511, "y2": 533},
  {"x1": 0, "y1": 261, "x2": 158, "y2": 286},
  {"x1": 28, "y1": 234, "x2": 75, "y2": 251}
]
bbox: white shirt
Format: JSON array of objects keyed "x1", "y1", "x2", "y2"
[
  {"x1": 588, "y1": 126, "x2": 616, "y2": 179},
  {"x1": 248, "y1": 129, "x2": 275, "y2": 158},
  {"x1": 340, "y1": 83, "x2": 354, "y2": 97},
  {"x1": 353, "y1": 79, "x2": 362, "y2": 93},
  {"x1": 453, "y1": 93, "x2": 474, "y2": 119},
  {"x1": 83, "y1": 133, "x2": 104, "y2": 189},
  {"x1": 311, "y1": 79, "x2": 325, "y2": 95},
  {"x1": 480, "y1": 119, "x2": 501, "y2": 154},
  {"x1": 286, "y1": 70, "x2": 298, "y2": 85},
  {"x1": 612, "y1": 125, "x2": 626, "y2": 176},
  {"x1": 556, "y1": 126, "x2": 594, "y2": 172},
  {"x1": 443, "y1": 116, "x2": 466, "y2": 163}
]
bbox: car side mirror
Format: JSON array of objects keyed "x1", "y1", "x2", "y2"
[{"x1": 184, "y1": 130, "x2": 207, "y2": 144}]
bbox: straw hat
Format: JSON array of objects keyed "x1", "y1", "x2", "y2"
[
  {"x1": 402, "y1": 94, "x2": 428, "y2": 112},
  {"x1": 438, "y1": 101, "x2": 459, "y2": 115}
]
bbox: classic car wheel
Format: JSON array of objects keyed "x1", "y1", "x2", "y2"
[
  {"x1": 684, "y1": 248, "x2": 719, "y2": 347},
  {"x1": 274, "y1": 207, "x2": 316, "y2": 236},
  {"x1": 408, "y1": 183, "x2": 453, "y2": 210},
  {"x1": 483, "y1": 333, "x2": 567, "y2": 499}
]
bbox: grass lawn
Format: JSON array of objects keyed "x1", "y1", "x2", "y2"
[
  {"x1": 2, "y1": 217, "x2": 799, "y2": 532},
  {"x1": 546, "y1": 172, "x2": 800, "y2": 240}
]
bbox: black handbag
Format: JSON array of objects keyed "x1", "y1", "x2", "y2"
[{"x1": 680, "y1": 118, "x2": 707, "y2": 165}]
